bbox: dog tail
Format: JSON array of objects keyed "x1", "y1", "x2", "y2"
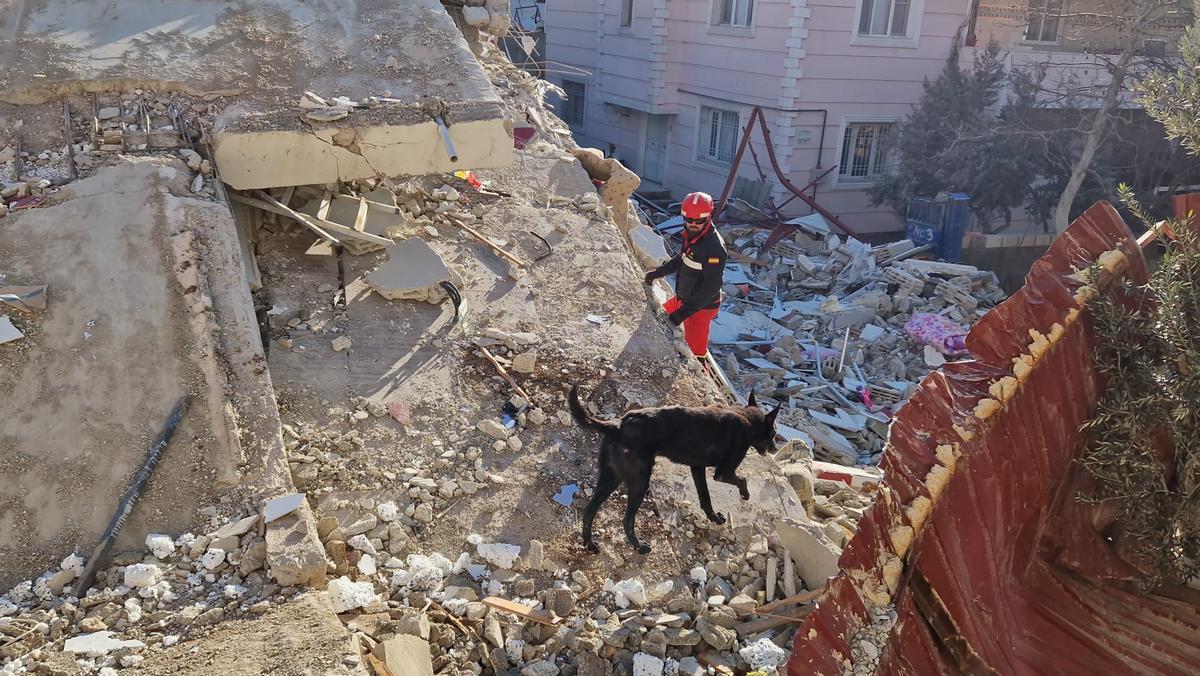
[{"x1": 568, "y1": 385, "x2": 621, "y2": 440}]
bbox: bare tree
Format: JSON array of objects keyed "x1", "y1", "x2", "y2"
[{"x1": 1048, "y1": 1, "x2": 1187, "y2": 231}]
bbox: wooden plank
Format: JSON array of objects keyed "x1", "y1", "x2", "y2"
[
  {"x1": 482, "y1": 597, "x2": 560, "y2": 625},
  {"x1": 735, "y1": 604, "x2": 813, "y2": 636},
  {"x1": 752, "y1": 586, "x2": 825, "y2": 615},
  {"x1": 229, "y1": 193, "x2": 340, "y2": 245},
  {"x1": 446, "y1": 215, "x2": 528, "y2": 268},
  {"x1": 365, "y1": 653, "x2": 393, "y2": 676},
  {"x1": 318, "y1": 190, "x2": 332, "y2": 221},
  {"x1": 242, "y1": 192, "x2": 393, "y2": 246},
  {"x1": 353, "y1": 196, "x2": 369, "y2": 233}
]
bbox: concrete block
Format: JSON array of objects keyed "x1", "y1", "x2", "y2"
[
  {"x1": 366, "y1": 239, "x2": 451, "y2": 302},
  {"x1": 463, "y1": 6, "x2": 491, "y2": 27},
  {"x1": 775, "y1": 518, "x2": 841, "y2": 590},
  {"x1": 264, "y1": 495, "x2": 326, "y2": 588},
  {"x1": 372, "y1": 635, "x2": 434, "y2": 676}
]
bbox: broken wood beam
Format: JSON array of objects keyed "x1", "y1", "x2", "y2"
[
  {"x1": 252, "y1": 189, "x2": 393, "y2": 246},
  {"x1": 482, "y1": 597, "x2": 560, "y2": 625},
  {"x1": 751, "y1": 585, "x2": 825, "y2": 616},
  {"x1": 477, "y1": 345, "x2": 531, "y2": 402},
  {"x1": 446, "y1": 215, "x2": 529, "y2": 268},
  {"x1": 734, "y1": 603, "x2": 814, "y2": 636}
]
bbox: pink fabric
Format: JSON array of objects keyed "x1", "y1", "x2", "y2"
[{"x1": 904, "y1": 312, "x2": 969, "y2": 356}]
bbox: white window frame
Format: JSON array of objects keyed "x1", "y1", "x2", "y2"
[
  {"x1": 850, "y1": 0, "x2": 925, "y2": 49},
  {"x1": 696, "y1": 104, "x2": 742, "y2": 168},
  {"x1": 620, "y1": 0, "x2": 634, "y2": 28},
  {"x1": 833, "y1": 117, "x2": 896, "y2": 188},
  {"x1": 1023, "y1": 0, "x2": 1064, "y2": 45},
  {"x1": 559, "y1": 80, "x2": 586, "y2": 128},
  {"x1": 711, "y1": 0, "x2": 754, "y2": 29}
]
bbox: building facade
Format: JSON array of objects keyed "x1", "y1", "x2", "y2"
[{"x1": 545, "y1": 0, "x2": 974, "y2": 234}]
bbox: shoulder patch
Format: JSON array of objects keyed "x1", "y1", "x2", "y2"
[{"x1": 707, "y1": 257, "x2": 721, "y2": 264}]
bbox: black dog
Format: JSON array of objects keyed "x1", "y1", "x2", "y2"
[{"x1": 568, "y1": 385, "x2": 781, "y2": 554}]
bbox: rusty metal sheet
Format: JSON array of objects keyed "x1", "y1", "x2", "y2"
[{"x1": 787, "y1": 202, "x2": 1200, "y2": 676}]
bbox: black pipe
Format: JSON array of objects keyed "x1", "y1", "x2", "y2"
[{"x1": 72, "y1": 397, "x2": 189, "y2": 597}]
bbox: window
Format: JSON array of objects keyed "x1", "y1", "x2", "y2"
[
  {"x1": 620, "y1": 0, "x2": 633, "y2": 27},
  {"x1": 715, "y1": 0, "x2": 754, "y2": 28},
  {"x1": 857, "y1": 0, "x2": 912, "y2": 38},
  {"x1": 1025, "y1": 0, "x2": 1063, "y2": 43},
  {"x1": 698, "y1": 106, "x2": 740, "y2": 166},
  {"x1": 560, "y1": 80, "x2": 585, "y2": 127},
  {"x1": 838, "y1": 122, "x2": 894, "y2": 184}
]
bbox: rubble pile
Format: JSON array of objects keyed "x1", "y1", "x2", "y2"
[
  {"x1": 0, "y1": 505, "x2": 302, "y2": 675},
  {"x1": 0, "y1": 89, "x2": 225, "y2": 219},
  {"x1": 711, "y1": 220, "x2": 1006, "y2": 466}
]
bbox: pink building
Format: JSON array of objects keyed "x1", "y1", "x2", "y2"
[{"x1": 545, "y1": 0, "x2": 974, "y2": 235}]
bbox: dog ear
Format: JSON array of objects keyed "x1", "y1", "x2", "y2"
[
  {"x1": 747, "y1": 390, "x2": 758, "y2": 408},
  {"x1": 766, "y1": 402, "x2": 782, "y2": 424}
]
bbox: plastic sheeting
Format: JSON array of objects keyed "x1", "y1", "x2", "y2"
[{"x1": 787, "y1": 203, "x2": 1200, "y2": 676}]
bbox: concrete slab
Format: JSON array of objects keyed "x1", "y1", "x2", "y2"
[
  {"x1": 0, "y1": 160, "x2": 274, "y2": 588},
  {"x1": 366, "y1": 239, "x2": 451, "y2": 301},
  {"x1": 0, "y1": 0, "x2": 511, "y2": 186}
]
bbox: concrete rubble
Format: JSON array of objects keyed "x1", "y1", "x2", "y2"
[
  {"x1": 684, "y1": 218, "x2": 1007, "y2": 467},
  {"x1": 0, "y1": 4, "x2": 1003, "y2": 676}
]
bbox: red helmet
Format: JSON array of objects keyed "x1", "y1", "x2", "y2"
[{"x1": 681, "y1": 192, "x2": 714, "y2": 221}]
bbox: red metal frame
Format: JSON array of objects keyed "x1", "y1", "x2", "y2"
[{"x1": 714, "y1": 107, "x2": 860, "y2": 239}]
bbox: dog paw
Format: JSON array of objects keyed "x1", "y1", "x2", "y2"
[
  {"x1": 739, "y1": 489, "x2": 750, "y2": 500},
  {"x1": 635, "y1": 543, "x2": 652, "y2": 555},
  {"x1": 707, "y1": 512, "x2": 727, "y2": 525},
  {"x1": 584, "y1": 541, "x2": 600, "y2": 554}
]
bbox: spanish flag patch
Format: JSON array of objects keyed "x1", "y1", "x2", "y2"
[{"x1": 707, "y1": 257, "x2": 721, "y2": 264}]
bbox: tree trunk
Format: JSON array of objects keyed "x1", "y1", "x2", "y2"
[{"x1": 1053, "y1": 50, "x2": 1136, "y2": 233}]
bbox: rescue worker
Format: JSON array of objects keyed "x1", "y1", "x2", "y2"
[{"x1": 644, "y1": 191, "x2": 728, "y2": 362}]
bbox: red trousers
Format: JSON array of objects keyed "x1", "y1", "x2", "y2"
[{"x1": 664, "y1": 296, "x2": 719, "y2": 356}]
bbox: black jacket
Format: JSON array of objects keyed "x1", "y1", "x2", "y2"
[{"x1": 649, "y1": 224, "x2": 727, "y2": 320}]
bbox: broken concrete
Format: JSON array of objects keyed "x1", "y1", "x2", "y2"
[
  {"x1": 366, "y1": 239, "x2": 453, "y2": 303},
  {"x1": 264, "y1": 496, "x2": 326, "y2": 588},
  {"x1": 372, "y1": 635, "x2": 435, "y2": 676},
  {"x1": 776, "y1": 518, "x2": 842, "y2": 590}
]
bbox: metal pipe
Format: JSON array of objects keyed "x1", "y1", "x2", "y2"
[{"x1": 435, "y1": 116, "x2": 459, "y2": 163}]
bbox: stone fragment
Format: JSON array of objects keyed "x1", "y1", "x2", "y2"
[
  {"x1": 633, "y1": 653, "x2": 665, "y2": 676},
  {"x1": 332, "y1": 336, "x2": 352, "y2": 352},
  {"x1": 511, "y1": 352, "x2": 537, "y2": 373},
  {"x1": 372, "y1": 635, "x2": 434, "y2": 676},
  {"x1": 265, "y1": 495, "x2": 326, "y2": 587},
  {"x1": 522, "y1": 660, "x2": 560, "y2": 676},
  {"x1": 775, "y1": 517, "x2": 841, "y2": 589},
  {"x1": 695, "y1": 617, "x2": 736, "y2": 651},
  {"x1": 477, "y1": 419, "x2": 509, "y2": 440},
  {"x1": 63, "y1": 631, "x2": 145, "y2": 656}
]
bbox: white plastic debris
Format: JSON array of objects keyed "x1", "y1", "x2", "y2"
[
  {"x1": 477, "y1": 542, "x2": 521, "y2": 569},
  {"x1": 145, "y1": 534, "x2": 176, "y2": 559},
  {"x1": 505, "y1": 638, "x2": 526, "y2": 664},
  {"x1": 123, "y1": 598, "x2": 143, "y2": 623},
  {"x1": 200, "y1": 549, "x2": 225, "y2": 571},
  {"x1": 61, "y1": 554, "x2": 85, "y2": 576},
  {"x1": 612, "y1": 578, "x2": 647, "y2": 609},
  {"x1": 123, "y1": 563, "x2": 162, "y2": 589},
  {"x1": 739, "y1": 637, "x2": 789, "y2": 671},
  {"x1": 327, "y1": 576, "x2": 377, "y2": 613},
  {"x1": 391, "y1": 553, "x2": 454, "y2": 591}
]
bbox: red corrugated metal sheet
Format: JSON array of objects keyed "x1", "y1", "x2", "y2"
[{"x1": 787, "y1": 203, "x2": 1200, "y2": 676}]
